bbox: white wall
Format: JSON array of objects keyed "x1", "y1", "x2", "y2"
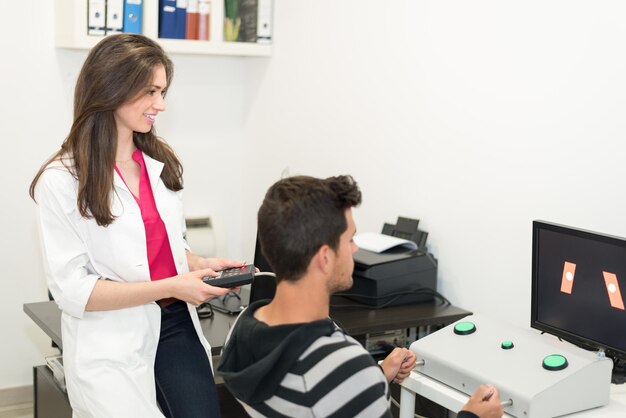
[
  {"x1": 239, "y1": 0, "x2": 626, "y2": 329},
  {"x1": 4, "y1": 0, "x2": 626, "y2": 392}
]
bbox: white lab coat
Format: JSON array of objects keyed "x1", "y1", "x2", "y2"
[{"x1": 35, "y1": 153, "x2": 212, "y2": 418}]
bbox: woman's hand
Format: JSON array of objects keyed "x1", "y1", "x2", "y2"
[
  {"x1": 168, "y1": 268, "x2": 232, "y2": 305},
  {"x1": 186, "y1": 251, "x2": 246, "y2": 273},
  {"x1": 86, "y1": 269, "x2": 233, "y2": 311}
]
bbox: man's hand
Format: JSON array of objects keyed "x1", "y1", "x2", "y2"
[
  {"x1": 461, "y1": 384, "x2": 503, "y2": 418},
  {"x1": 379, "y1": 347, "x2": 417, "y2": 384}
]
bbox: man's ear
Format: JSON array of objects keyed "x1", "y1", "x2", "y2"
[{"x1": 312, "y1": 244, "x2": 333, "y2": 274}]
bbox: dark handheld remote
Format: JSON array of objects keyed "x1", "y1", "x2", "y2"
[{"x1": 202, "y1": 264, "x2": 254, "y2": 288}]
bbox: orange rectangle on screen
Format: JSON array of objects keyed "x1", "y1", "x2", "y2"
[
  {"x1": 603, "y1": 272, "x2": 625, "y2": 310},
  {"x1": 560, "y1": 261, "x2": 576, "y2": 294}
]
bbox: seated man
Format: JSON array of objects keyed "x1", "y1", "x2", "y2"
[{"x1": 218, "y1": 175, "x2": 503, "y2": 418}]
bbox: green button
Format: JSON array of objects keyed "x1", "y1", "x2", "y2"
[
  {"x1": 501, "y1": 341, "x2": 514, "y2": 349},
  {"x1": 543, "y1": 354, "x2": 568, "y2": 371},
  {"x1": 454, "y1": 321, "x2": 476, "y2": 335}
]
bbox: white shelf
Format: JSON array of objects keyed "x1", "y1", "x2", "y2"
[{"x1": 55, "y1": 0, "x2": 272, "y2": 57}]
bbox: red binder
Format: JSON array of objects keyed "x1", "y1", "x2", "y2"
[
  {"x1": 198, "y1": 0, "x2": 210, "y2": 40},
  {"x1": 186, "y1": 0, "x2": 199, "y2": 39}
]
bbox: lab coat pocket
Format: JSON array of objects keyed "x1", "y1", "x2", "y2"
[{"x1": 74, "y1": 305, "x2": 160, "y2": 370}]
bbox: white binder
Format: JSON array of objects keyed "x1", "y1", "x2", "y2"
[
  {"x1": 106, "y1": 0, "x2": 125, "y2": 34},
  {"x1": 256, "y1": 0, "x2": 273, "y2": 43},
  {"x1": 88, "y1": 0, "x2": 106, "y2": 36}
]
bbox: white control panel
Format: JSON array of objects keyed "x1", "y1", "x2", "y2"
[{"x1": 409, "y1": 314, "x2": 613, "y2": 418}]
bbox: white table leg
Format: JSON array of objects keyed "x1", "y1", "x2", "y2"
[{"x1": 399, "y1": 384, "x2": 416, "y2": 418}]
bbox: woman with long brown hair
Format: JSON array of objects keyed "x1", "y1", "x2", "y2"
[{"x1": 30, "y1": 34, "x2": 240, "y2": 417}]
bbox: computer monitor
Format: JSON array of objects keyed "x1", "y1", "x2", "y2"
[{"x1": 531, "y1": 221, "x2": 626, "y2": 373}]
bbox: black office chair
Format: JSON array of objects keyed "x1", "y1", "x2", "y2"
[
  {"x1": 249, "y1": 235, "x2": 277, "y2": 303},
  {"x1": 249, "y1": 272, "x2": 276, "y2": 303}
]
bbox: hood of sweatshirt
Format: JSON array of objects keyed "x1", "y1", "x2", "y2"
[{"x1": 216, "y1": 300, "x2": 340, "y2": 405}]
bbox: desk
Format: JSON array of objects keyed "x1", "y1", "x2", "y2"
[
  {"x1": 24, "y1": 302, "x2": 63, "y2": 348},
  {"x1": 25, "y1": 298, "x2": 471, "y2": 416},
  {"x1": 24, "y1": 301, "x2": 239, "y2": 356},
  {"x1": 399, "y1": 371, "x2": 626, "y2": 418},
  {"x1": 24, "y1": 297, "x2": 471, "y2": 355},
  {"x1": 330, "y1": 295, "x2": 471, "y2": 336}
]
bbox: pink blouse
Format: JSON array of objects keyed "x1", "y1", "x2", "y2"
[{"x1": 115, "y1": 150, "x2": 178, "y2": 281}]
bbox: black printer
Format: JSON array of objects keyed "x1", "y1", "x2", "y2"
[{"x1": 342, "y1": 217, "x2": 438, "y2": 307}]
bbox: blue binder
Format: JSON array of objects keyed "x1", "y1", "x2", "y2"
[
  {"x1": 159, "y1": 0, "x2": 177, "y2": 38},
  {"x1": 123, "y1": 0, "x2": 143, "y2": 34},
  {"x1": 174, "y1": 0, "x2": 187, "y2": 39}
]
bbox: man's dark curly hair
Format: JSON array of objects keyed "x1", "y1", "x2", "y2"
[{"x1": 257, "y1": 175, "x2": 362, "y2": 282}]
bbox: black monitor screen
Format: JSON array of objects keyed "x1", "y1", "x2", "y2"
[{"x1": 531, "y1": 221, "x2": 626, "y2": 361}]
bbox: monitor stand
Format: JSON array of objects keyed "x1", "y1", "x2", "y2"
[{"x1": 611, "y1": 359, "x2": 626, "y2": 385}]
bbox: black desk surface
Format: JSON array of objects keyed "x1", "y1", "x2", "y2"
[
  {"x1": 329, "y1": 295, "x2": 471, "y2": 336},
  {"x1": 23, "y1": 301, "x2": 240, "y2": 356},
  {"x1": 24, "y1": 297, "x2": 471, "y2": 356},
  {"x1": 24, "y1": 301, "x2": 63, "y2": 349}
]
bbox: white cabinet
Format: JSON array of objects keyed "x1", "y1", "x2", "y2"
[{"x1": 55, "y1": 0, "x2": 272, "y2": 56}]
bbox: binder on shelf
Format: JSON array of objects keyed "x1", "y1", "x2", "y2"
[
  {"x1": 238, "y1": 0, "x2": 257, "y2": 42},
  {"x1": 185, "y1": 0, "x2": 199, "y2": 39},
  {"x1": 197, "y1": 0, "x2": 210, "y2": 40},
  {"x1": 88, "y1": 0, "x2": 106, "y2": 36},
  {"x1": 256, "y1": 0, "x2": 272, "y2": 44},
  {"x1": 224, "y1": 0, "x2": 240, "y2": 42},
  {"x1": 106, "y1": 0, "x2": 125, "y2": 34},
  {"x1": 174, "y1": 0, "x2": 188, "y2": 39},
  {"x1": 123, "y1": 0, "x2": 143, "y2": 34},
  {"x1": 159, "y1": 0, "x2": 178, "y2": 38}
]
